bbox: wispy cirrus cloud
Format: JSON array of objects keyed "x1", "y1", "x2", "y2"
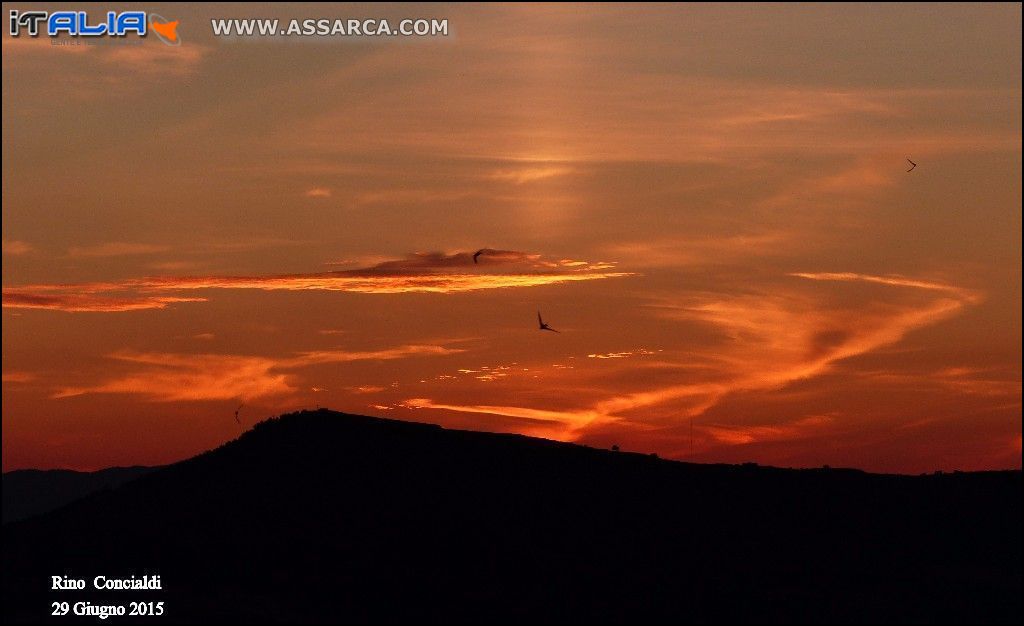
[
  {"x1": 291, "y1": 56, "x2": 1020, "y2": 164},
  {"x1": 402, "y1": 397, "x2": 609, "y2": 439},
  {"x1": 66, "y1": 238, "x2": 307, "y2": 261},
  {"x1": 577, "y1": 273, "x2": 977, "y2": 421},
  {"x1": 54, "y1": 344, "x2": 462, "y2": 402},
  {"x1": 3, "y1": 250, "x2": 631, "y2": 312},
  {"x1": 2, "y1": 36, "x2": 208, "y2": 78},
  {"x1": 2, "y1": 371, "x2": 37, "y2": 384},
  {"x1": 2, "y1": 239, "x2": 34, "y2": 256},
  {"x1": 857, "y1": 366, "x2": 1022, "y2": 400},
  {"x1": 587, "y1": 349, "x2": 660, "y2": 360},
  {"x1": 68, "y1": 242, "x2": 172, "y2": 258},
  {"x1": 406, "y1": 271, "x2": 983, "y2": 446},
  {"x1": 702, "y1": 415, "x2": 837, "y2": 446},
  {"x1": 602, "y1": 231, "x2": 800, "y2": 268},
  {"x1": 487, "y1": 164, "x2": 576, "y2": 184},
  {"x1": 1, "y1": 292, "x2": 207, "y2": 313},
  {"x1": 788, "y1": 272, "x2": 978, "y2": 295}
]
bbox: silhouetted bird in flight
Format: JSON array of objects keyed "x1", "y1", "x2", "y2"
[
  {"x1": 234, "y1": 404, "x2": 243, "y2": 425},
  {"x1": 906, "y1": 158, "x2": 917, "y2": 172},
  {"x1": 537, "y1": 311, "x2": 560, "y2": 333},
  {"x1": 473, "y1": 249, "x2": 485, "y2": 264}
]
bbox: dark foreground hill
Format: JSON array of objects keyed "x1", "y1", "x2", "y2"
[
  {"x1": 2, "y1": 410, "x2": 1020, "y2": 624},
  {"x1": 2, "y1": 466, "x2": 156, "y2": 523}
]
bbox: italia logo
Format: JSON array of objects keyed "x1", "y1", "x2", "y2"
[
  {"x1": 8, "y1": 10, "x2": 181, "y2": 45},
  {"x1": 148, "y1": 13, "x2": 180, "y2": 45}
]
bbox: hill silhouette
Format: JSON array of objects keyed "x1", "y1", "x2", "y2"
[
  {"x1": 2, "y1": 466, "x2": 157, "y2": 523},
  {"x1": 2, "y1": 410, "x2": 1020, "y2": 623}
]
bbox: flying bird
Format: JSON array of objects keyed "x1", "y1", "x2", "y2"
[
  {"x1": 234, "y1": 404, "x2": 243, "y2": 425},
  {"x1": 473, "y1": 249, "x2": 486, "y2": 264},
  {"x1": 906, "y1": 157, "x2": 917, "y2": 172},
  {"x1": 537, "y1": 311, "x2": 560, "y2": 333}
]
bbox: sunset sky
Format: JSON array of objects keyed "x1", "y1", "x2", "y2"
[{"x1": 2, "y1": 3, "x2": 1020, "y2": 473}]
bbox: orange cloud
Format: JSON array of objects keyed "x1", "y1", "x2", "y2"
[
  {"x1": 279, "y1": 345, "x2": 459, "y2": 368},
  {"x1": 2, "y1": 291, "x2": 206, "y2": 313},
  {"x1": 3, "y1": 251, "x2": 631, "y2": 312},
  {"x1": 2, "y1": 239, "x2": 34, "y2": 256},
  {"x1": 68, "y1": 242, "x2": 171, "y2": 258},
  {"x1": 54, "y1": 344, "x2": 462, "y2": 402},
  {"x1": 2, "y1": 37, "x2": 208, "y2": 103},
  {"x1": 137, "y1": 271, "x2": 629, "y2": 295},
  {"x1": 402, "y1": 397, "x2": 609, "y2": 439},
  {"x1": 587, "y1": 350, "x2": 659, "y2": 360},
  {"x1": 91, "y1": 43, "x2": 206, "y2": 77},
  {"x1": 592, "y1": 275, "x2": 975, "y2": 419},
  {"x1": 54, "y1": 353, "x2": 292, "y2": 402},
  {"x1": 290, "y1": 53, "x2": 1019, "y2": 164},
  {"x1": 702, "y1": 415, "x2": 835, "y2": 446},
  {"x1": 859, "y1": 367, "x2": 1022, "y2": 399},
  {"x1": 2, "y1": 371, "x2": 36, "y2": 384},
  {"x1": 602, "y1": 231, "x2": 799, "y2": 268},
  {"x1": 406, "y1": 271, "x2": 982, "y2": 446},
  {"x1": 488, "y1": 164, "x2": 575, "y2": 184},
  {"x1": 350, "y1": 249, "x2": 542, "y2": 270},
  {"x1": 789, "y1": 272, "x2": 978, "y2": 296},
  {"x1": 933, "y1": 368, "x2": 1022, "y2": 398}
]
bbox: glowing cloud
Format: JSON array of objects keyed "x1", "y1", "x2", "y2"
[
  {"x1": 2, "y1": 251, "x2": 631, "y2": 312},
  {"x1": 53, "y1": 345, "x2": 463, "y2": 402},
  {"x1": 407, "y1": 271, "x2": 982, "y2": 446},
  {"x1": 402, "y1": 398, "x2": 609, "y2": 438},
  {"x1": 2, "y1": 371, "x2": 36, "y2": 384},
  {"x1": 588, "y1": 350, "x2": 659, "y2": 360},
  {"x1": 68, "y1": 242, "x2": 172, "y2": 258},
  {"x1": 702, "y1": 415, "x2": 835, "y2": 445},
  {"x1": 488, "y1": 165, "x2": 575, "y2": 184},
  {"x1": 2, "y1": 239, "x2": 34, "y2": 256},
  {"x1": 138, "y1": 271, "x2": 629, "y2": 295},
  {"x1": 788, "y1": 272, "x2": 979, "y2": 296},
  {"x1": 2, "y1": 291, "x2": 207, "y2": 313}
]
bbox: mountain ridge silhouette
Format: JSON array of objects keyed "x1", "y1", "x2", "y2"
[
  {"x1": 2, "y1": 466, "x2": 157, "y2": 523},
  {"x1": 3, "y1": 409, "x2": 1020, "y2": 623}
]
